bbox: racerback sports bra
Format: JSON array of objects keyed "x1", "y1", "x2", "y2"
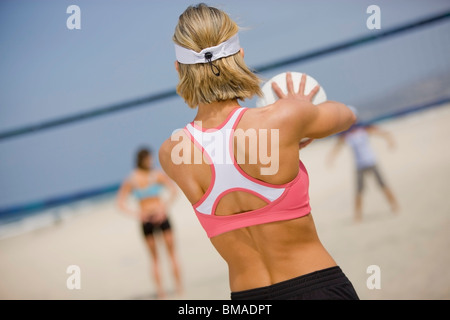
[{"x1": 183, "y1": 107, "x2": 311, "y2": 238}]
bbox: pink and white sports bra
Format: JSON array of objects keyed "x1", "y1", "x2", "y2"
[{"x1": 183, "y1": 107, "x2": 311, "y2": 238}]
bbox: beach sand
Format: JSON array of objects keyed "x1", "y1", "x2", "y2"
[{"x1": 0, "y1": 104, "x2": 449, "y2": 300}]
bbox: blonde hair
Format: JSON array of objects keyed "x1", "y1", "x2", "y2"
[{"x1": 173, "y1": 3, "x2": 262, "y2": 109}]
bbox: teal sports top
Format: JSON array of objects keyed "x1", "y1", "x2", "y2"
[
  {"x1": 133, "y1": 183, "x2": 164, "y2": 200},
  {"x1": 131, "y1": 171, "x2": 164, "y2": 200}
]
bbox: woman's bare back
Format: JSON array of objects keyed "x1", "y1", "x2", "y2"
[{"x1": 160, "y1": 103, "x2": 338, "y2": 291}]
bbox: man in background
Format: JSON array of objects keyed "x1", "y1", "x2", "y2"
[{"x1": 327, "y1": 106, "x2": 400, "y2": 222}]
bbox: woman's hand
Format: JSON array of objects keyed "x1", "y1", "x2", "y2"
[
  {"x1": 272, "y1": 72, "x2": 320, "y2": 103},
  {"x1": 141, "y1": 203, "x2": 167, "y2": 224},
  {"x1": 273, "y1": 72, "x2": 320, "y2": 148},
  {"x1": 149, "y1": 211, "x2": 167, "y2": 224}
]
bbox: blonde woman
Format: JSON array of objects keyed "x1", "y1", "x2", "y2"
[{"x1": 159, "y1": 4, "x2": 358, "y2": 300}]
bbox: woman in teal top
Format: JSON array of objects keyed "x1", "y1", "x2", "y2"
[{"x1": 117, "y1": 148, "x2": 183, "y2": 299}]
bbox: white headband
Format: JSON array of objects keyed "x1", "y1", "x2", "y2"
[{"x1": 174, "y1": 33, "x2": 240, "y2": 65}]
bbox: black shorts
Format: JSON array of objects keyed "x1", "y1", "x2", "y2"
[
  {"x1": 230, "y1": 266, "x2": 359, "y2": 300},
  {"x1": 142, "y1": 218, "x2": 171, "y2": 236},
  {"x1": 357, "y1": 165, "x2": 386, "y2": 193}
]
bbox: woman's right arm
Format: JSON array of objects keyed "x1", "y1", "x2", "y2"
[
  {"x1": 271, "y1": 72, "x2": 356, "y2": 142},
  {"x1": 116, "y1": 179, "x2": 140, "y2": 219},
  {"x1": 301, "y1": 100, "x2": 356, "y2": 139}
]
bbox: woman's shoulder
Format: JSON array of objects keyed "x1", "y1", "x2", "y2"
[
  {"x1": 159, "y1": 132, "x2": 189, "y2": 178},
  {"x1": 159, "y1": 131, "x2": 185, "y2": 161},
  {"x1": 123, "y1": 170, "x2": 138, "y2": 187},
  {"x1": 244, "y1": 99, "x2": 315, "y2": 128},
  {"x1": 151, "y1": 168, "x2": 167, "y2": 180}
]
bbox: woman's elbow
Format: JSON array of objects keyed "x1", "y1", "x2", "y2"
[
  {"x1": 347, "y1": 106, "x2": 357, "y2": 127},
  {"x1": 336, "y1": 102, "x2": 357, "y2": 130},
  {"x1": 116, "y1": 195, "x2": 127, "y2": 211},
  {"x1": 116, "y1": 199, "x2": 124, "y2": 211}
]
